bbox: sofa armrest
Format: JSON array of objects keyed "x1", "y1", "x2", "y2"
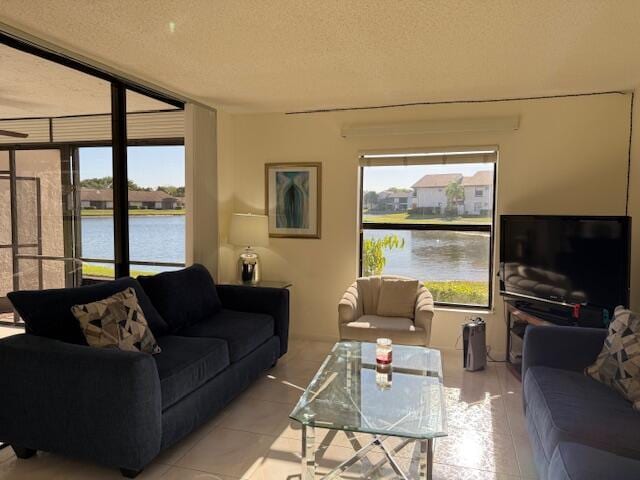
[
  {"x1": 522, "y1": 325, "x2": 606, "y2": 380},
  {"x1": 0, "y1": 334, "x2": 162, "y2": 471},
  {"x1": 414, "y1": 285, "x2": 435, "y2": 345},
  {"x1": 216, "y1": 284, "x2": 290, "y2": 356},
  {"x1": 338, "y1": 282, "x2": 361, "y2": 324}
]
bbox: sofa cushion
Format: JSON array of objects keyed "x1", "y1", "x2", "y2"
[
  {"x1": 586, "y1": 306, "x2": 640, "y2": 411},
  {"x1": 525, "y1": 366, "x2": 640, "y2": 463},
  {"x1": 549, "y1": 442, "x2": 640, "y2": 480},
  {"x1": 71, "y1": 287, "x2": 161, "y2": 354},
  {"x1": 154, "y1": 336, "x2": 230, "y2": 410},
  {"x1": 177, "y1": 309, "x2": 275, "y2": 362},
  {"x1": 138, "y1": 264, "x2": 222, "y2": 332},
  {"x1": 7, "y1": 277, "x2": 168, "y2": 345}
]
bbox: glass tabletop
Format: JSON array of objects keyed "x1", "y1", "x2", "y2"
[{"x1": 289, "y1": 341, "x2": 447, "y2": 440}]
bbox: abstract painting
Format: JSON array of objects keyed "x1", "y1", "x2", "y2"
[{"x1": 265, "y1": 163, "x2": 321, "y2": 238}]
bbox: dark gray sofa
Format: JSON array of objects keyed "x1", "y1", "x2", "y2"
[
  {"x1": 0, "y1": 264, "x2": 289, "y2": 478},
  {"x1": 523, "y1": 326, "x2": 640, "y2": 480}
]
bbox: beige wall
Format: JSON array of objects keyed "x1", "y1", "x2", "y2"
[
  {"x1": 185, "y1": 104, "x2": 219, "y2": 276},
  {"x1": 630, "y1": 90, "x2": 640, "y2": 311},
  {"x1": 217, "y1": 93, "x2": 632, "y2": 355}
]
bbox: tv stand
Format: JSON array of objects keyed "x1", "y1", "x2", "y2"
[{"x1": 504, "y1": 298, "x2": 576, "y2": 380}]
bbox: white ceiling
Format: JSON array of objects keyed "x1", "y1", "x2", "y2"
[
  {"x1": 0, "y1": 44, "x2": 174, "y2": 119},
  {"x1": 2, "y1": 1, "x2": 640, "y2": 114}
]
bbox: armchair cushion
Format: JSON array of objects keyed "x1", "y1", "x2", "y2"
[
  {"x1": 377, "y1": 278, "x2": 418, "y2": 318},
  {"x1": 347, "y1": 315, "x2": 417, "y2": 331},
  {"x1": 7, "y1": 277, "x2": 168, "y2": 345},
  {"x1": 138, "y1": 264, "x2": 222, "y2": 332}
]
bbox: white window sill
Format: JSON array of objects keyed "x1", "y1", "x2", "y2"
[{"x1": 435, "y1": 305, "x2": 494, "y2": 315}]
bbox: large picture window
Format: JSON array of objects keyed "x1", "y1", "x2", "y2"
[{"x1": 359, "y1": 150, "x2": 497, "y2": 308}]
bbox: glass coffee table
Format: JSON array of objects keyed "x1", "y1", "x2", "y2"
[{"x1": 289, "y1": 341, "x2": 447, "y2": 480}]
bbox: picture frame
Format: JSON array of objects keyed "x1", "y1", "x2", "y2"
[{"x1": 265, "y1": 162, "x2": 322, "y2": 238}]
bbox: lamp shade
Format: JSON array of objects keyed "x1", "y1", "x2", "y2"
[{"x1": 229, "y1": 213, "x2": 269, "y2": 247}]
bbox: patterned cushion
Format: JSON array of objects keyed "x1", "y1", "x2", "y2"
[
  {"x1": 71, "y1": 288, "x2": 161, "y2": 354},
  {"x1": 586, "y1": 306, "x2": 640, "y2": 411}
]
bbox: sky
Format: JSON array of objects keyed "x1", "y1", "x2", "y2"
[
  {"x1": 363, "y1": 163, "x2": 493, "y2": 192},
  {"x1": 79, "y1": 145, "x2": 185, "y2": 188}
]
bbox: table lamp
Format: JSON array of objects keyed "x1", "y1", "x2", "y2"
[{"x1": 229, "y1": 213, "x2": 269, "y2": 284}]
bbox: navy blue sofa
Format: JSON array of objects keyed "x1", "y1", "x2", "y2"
[
  {"x1": 523, "y1": 326, "x2": 640, "y2": 480},
  {"x1": 0, "y1": 264, "x2": 289, "y2": 478}
]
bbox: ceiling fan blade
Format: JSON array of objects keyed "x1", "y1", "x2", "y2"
[{"x1": 0, "y1": 129, "x2": 28, "y2": 138}]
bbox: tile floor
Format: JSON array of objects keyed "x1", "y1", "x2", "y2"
[{"x1": 0, "y1": 339, "x2": 537, "y2": 479}]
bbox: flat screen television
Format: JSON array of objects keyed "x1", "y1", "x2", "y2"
[{"x1": 499, "y1": 215, "x2": 631, "y2": 312}]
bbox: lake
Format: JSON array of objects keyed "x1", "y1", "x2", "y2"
[
  {"x1": 82, "y1": 215, "x2": 490, "y2": 281},
  {"x1": 363, "y1": 229, "x2": 490, "y2": 282},
  {"x1": 81, "y1": 215, "x2": 185, "y2": 272}
]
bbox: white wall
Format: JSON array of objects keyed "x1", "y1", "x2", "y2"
[
  {"x1": 416, "y1": 187, "x2": 447, "y2": 210},
  {"x1": 217, "y1": 93, "x2": 632, "y2": 356}
]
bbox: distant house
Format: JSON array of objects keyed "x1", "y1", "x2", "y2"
[
  {"x1": 461, "y1": 170, "x2": 493, "y2": 216},
  {"x1": 81, "y1": 188, "x2": 183, "y2": 210},
  {"x1": 412, "y1": 171, "x2": 492, "y2": 215},
  {"x1": 377, "y1": 190, "x2": 414, "y2": 211},
  {"x1": 411, "y1": 173, "x2": 462, "y2": 214}
]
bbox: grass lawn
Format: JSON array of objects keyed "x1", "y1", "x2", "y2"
[
  {"x1": 424, "y1": 280, "x2": 489, "y2": 306},
  {"x1": 82, "y1": 209, "x2": 185, "y2": 217},
  {"x1": 82, "y1": 264, "x2": 154, "y2": 278},
  {"x1": 363, "y1": 212, "x2": 491, "y2": 224}
]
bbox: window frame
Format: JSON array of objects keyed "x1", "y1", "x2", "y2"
[{"x1": 358, "y1": 163, "x2": 497, "y2": 310}]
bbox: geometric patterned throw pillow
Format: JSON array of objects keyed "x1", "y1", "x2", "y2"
[
  {"x1": 585, "y1": 306, "x2": 640, "y2": 411},
  {"x1": 71, "y1": 287, "x2": 161, "y2": 355}
]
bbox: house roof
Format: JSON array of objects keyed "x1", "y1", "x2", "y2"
[
  {"x1": 412, "y1": 173, "x2": 462, "y2": 188},
  {"x1": 461, "y1": 170, "x2": 493, "y2": 186},
  {"x1": 81, "y1": 188, "x2": 177, "y2": 202}
]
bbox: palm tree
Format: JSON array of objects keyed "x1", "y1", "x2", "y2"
[{"x1": 445, "y1": 179, "x2": 464, "y2": 216}]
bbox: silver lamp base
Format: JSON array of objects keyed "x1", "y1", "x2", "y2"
[{"x1": 237, "y1": 248, "x2": 261, "y2": 284}]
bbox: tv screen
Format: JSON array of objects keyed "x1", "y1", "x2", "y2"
[{"x1": 500, "y1": 215, "x2": 630, "y2": 312}]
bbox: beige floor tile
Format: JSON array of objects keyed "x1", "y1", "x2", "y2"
[
  {"x1": 434, "y1": 427, "x2": 521, "y2": 476},
  {"x1": 243, "y1": 374, "x2": 308, "y2": 405},
  {"x1": 0, "y1": 448, "x2": 13, "y2": 465},
  {"x1": 495, "y1": 366, "x2": 523, "y2": 396},
  {"x1": 155, "y1": 411, "x2": 227, "y2": 466},
  {"x1": 160, "y1": 465, "x2": 239, "y2": 479},
  {"x1": 0, "y1": 452, "x2": 170, "y2": 480},
  {"x1": 176, "y1": 427, "x2": 273, "y2": 478},
  {"x1": 444, "y1": 387, "x2": 511, "y2": 436},
  {"x1": 512, "y1": 432, "x2": 538, "y2": 479},
  {"x1": 218, "y1": 397, "x2": 298, "y2": 438}
]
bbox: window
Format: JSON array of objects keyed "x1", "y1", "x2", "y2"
[
  {"x1": 475, "y1": 188, "x2": 483, "y2": 197},
  {"x1": 360, "y1": 150, "x2": 496, "y2": 308}
]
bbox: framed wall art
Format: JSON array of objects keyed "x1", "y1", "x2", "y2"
[{"x1": 265, "y1": 162, "x2": 321, "y2": 238}]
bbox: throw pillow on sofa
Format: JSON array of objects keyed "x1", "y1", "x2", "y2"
[
  {"x1": 71, "y1": 287, "x2": 161, "y2": 354},
  {"x1": 138, "y1": 264, "x2": 222, "y2": 332},
  {"x1": 586, "y1": 306, "x2": 640, "y2": 411},
  {"x1": 376, "y1": 278, "x2": 419, "y2": 318}
]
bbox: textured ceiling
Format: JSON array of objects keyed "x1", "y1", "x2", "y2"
[
  {"x1": 1, "y1": 1, "x2": 640, "y2": 113},
  {"x1": 0, "y1": 44, "x2": 174, "y2": 118}
]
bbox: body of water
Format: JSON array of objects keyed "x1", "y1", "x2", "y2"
[
  {"x1": 81, "y1": 215, "x2": 185, "y2": 272},
  {"x1": 82, "y1": 215, "x2": 489, "y2": 280},
  {"x1": 364, "y1": 229, "x2": 490, "y2": 282}
]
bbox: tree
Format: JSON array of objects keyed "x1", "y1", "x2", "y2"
[
  {"x1": 362, "y1": 234, "x2": 405, "y2": 276},
  {"x1": 80, "y1": 176, "x2": 113, "y2": 189},
  {"x1": 444, "y1": 179, "x2": 464, "y2": 217},
  {"x1": 157, "y1": 185, "x2": 185, "y2": 197},
  {"x1": 363, "y1": 191, "x2": 379, "y2": 209}
]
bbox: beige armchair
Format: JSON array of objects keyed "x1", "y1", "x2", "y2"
[{"x1": 338, "y1": 275, "x2": 435, "y2": 346}]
